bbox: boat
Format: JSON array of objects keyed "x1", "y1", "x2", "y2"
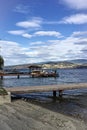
[
  {"x1": 28, "y1": 65, "x2": 59, "y2": 78},
  {"x1": 30, "y1": 70, "x2": 58, "y2": 78}
]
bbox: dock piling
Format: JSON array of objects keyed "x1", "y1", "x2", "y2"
[
  {"x1": 53, "y1": 91, "x2": 56, "y2": 98},
  {"x1": 59, "y1": 90, "x2": 63, "y2": 97},
  {"x1": 17, "y1": 75, "x2": 20, "y2": 79},
  {"x1": 1, "y1": 76, "x2": 3, "y2": 80}
]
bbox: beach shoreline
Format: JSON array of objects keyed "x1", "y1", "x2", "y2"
[{"x1": 0, "y1": 94, "x2": 87, "y2": 130}]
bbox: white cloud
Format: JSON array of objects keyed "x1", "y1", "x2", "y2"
[
  {"x1": 60, "y1": 14, "x2": 87, "y2": 24},
  {"x1": 27, "y1": 32, "x2": 87, "y2": 62},
  {"x1": 0, "y1": 31, "x2": 87, "y2": 65},
  {"x1": 8, "y1": 30, "x2": 63, "y2": 39},
  {"x1": 22, "y1": 33, "x2": 32, "y2": 38},
  {"x1": 72, "y1": 31, "x2": 87, "y2": 37},
  {"x1": 28, "y1": 37, "x2": 85, "y2": 62},
  {"x1": 8, "y1": 30, "x2": 25, "y2": 35},
  {"x1": 16, "y1": 17, "x2": 42, "y2": 28},
  {"x1": 16, "y1": 21, "x2": 40, "y2": 28},
  {"x1": 8, "y1": 30, "x2": 32, "y2": 39},
  {"x1": 34, "y1": 31, "x2": 63, "y2": 38},
  {"x1": 62, "y1": 0, "x2": 87, "y2": 10},
  {"x1": 0, "y1": 40, "x2": 30, "y2": 65},
  {"x1": 30, "y1": 41, "x2": 45, "y2": 45},
  {"x1": 14, "y1": 4, "x2": 30, "y2": 14}
]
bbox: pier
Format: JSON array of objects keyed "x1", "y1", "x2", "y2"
[
  {"x1": 0, "y1": 83, "x2": 87, "y2": 104},
  {"x1": 0, "y1": 73, "x2": 30, "y2": 79},
  {"x1": 4, "y1": 83, "x2": 87, "y2": 98},
  {"x1": 0, "y1": 71, "x2": 58, "y2": 79}
]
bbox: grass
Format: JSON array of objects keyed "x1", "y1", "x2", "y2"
[{"x1": 0, "y1": 88, "x2": 8, "y2": 95}]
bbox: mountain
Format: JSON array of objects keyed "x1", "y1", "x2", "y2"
[
  {"x1": 38, "y1": 59, "x2": 87, "y2": 65},
  {"x1": 68, "y1": 59, "x2": 87, "y2": 64},
  {"x1": 4, "y1": 59, "x2": 87, "y2": 70}
]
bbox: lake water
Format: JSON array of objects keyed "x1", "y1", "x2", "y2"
[
  {"x1": 0, "y1": 68, "x2": 87, "y2": 98},
  {"x1": 1, "y1": 68, "x2": 87, "y2": 122}
]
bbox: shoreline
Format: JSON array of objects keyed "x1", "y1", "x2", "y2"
[{"x1": 0, "y1": 94, "x2": 87, "y2": 130}]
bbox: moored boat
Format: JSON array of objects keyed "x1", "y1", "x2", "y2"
[{"x1": 30, "y1": 70, "x2": 58, "y2": 78}]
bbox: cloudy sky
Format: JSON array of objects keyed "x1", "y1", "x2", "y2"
[{"x1": 0, "y1": 0, "x2": 87, "y2": 65}]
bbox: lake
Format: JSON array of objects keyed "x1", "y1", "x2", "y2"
[{"x1": 0, "y1": 68, "x2": 87, "y2": 98}]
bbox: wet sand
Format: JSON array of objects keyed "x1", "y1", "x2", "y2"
[{"x1": 0, "y1": 94, "x2": 87, "y2": 130}]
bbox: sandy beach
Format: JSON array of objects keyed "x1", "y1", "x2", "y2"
[{"x1": 0, "y1": 94, "x2": 87, "y2": 130}]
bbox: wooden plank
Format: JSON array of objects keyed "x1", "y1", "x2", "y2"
[{"x1": 4, "y1": 83, "x2": 87, "y2": 94}]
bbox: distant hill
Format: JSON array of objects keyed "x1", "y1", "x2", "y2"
[
  {"x1": 68, "y1": 59, "x2": 87, "y2": 64},
  {"x1": 4, "y1": 59, "x2": 87, "y2": 70},
  {"x1": 39, "y1": 59, "x2": 87, "y2": 65}
]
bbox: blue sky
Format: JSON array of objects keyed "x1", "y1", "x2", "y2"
[{"x1": 0, "y1": 0, "x2": 87, "y2": 65}]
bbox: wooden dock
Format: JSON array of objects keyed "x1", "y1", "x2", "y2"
[
  {"x1": 0, "y1": 73, "x2": 30, "y2": 79},
  {"x1": 0, "y1": 72, "x2": 58, "y2": 79},
  {"x1": 4, "y1": 83, "x2": 87, "y2": 98}
]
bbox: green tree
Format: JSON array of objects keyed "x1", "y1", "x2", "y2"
[{"x1": 0, "y1": 56, "x2": 4, "y2": 70}]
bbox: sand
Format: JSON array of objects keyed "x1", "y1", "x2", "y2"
[{"x1": 0, "y1": 94, "x2": 87, "y2": 130}]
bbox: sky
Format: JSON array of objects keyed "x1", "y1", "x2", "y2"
[{"x1": 0, "y1": 0, "x2": 87, "y2": 66}]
